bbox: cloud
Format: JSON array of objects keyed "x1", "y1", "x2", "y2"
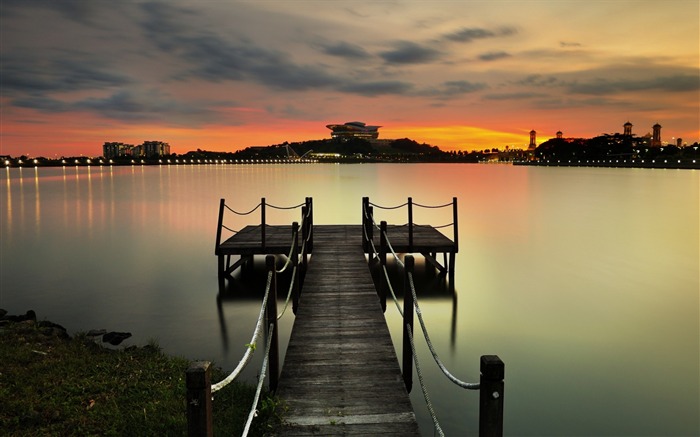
[
  {"x1": 560, "y1": 41, "x2": 582, "y2": 48},
  {"x1": 479, "y1": 51, "x2": 511, "y2": 61},
  {"x1": 568, "y1": 74, "x2": 700, "y2": 95},
  {"x1": 379, "y1": 41, "x2": 442, "y2": 64},
  {"x1": 338, "y1": 80, "x2": 414, "y2": 96},
  {"x1": 318, "y1": 41, "x2": 372, "y2": 59},
  {"x1": 483, "y1": 92, "x2": 548, "y2": 100},
  {"x1": 444, "y1": 26, "x2": 517, "y2": 43},
  {"x1": 1, "y1": 52, "x2": 131, "y2": 95}
]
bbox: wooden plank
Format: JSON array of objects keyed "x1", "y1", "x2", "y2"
[{"x1": 276, "y1": 225, "x2": 421, "y2": 436}]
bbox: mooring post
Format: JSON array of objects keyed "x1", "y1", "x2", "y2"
[
  {"x1": 261, "y1": 197, "x2": 266, "y2": 249},
  {"x1": 407, "y1": 197, "x2": 413, "y2": 253},
  {"x1": 379, "y1": 221, "x2": 388, "y2": 312},
  {"x1": 479, "y1": 355, "x2": 505, "y2": 437},
  {"x1": 265, "y1": 255, "x2": 279, "y2": 393},
  {"x1": 301, "y1": 206, "x2": 309, "y2": 283},
  {"x1": 186, "y1": 361, "x2": 213, "y2": 437},
  {"x1": 367, "y1": 206, "x2": 374, "y2": 258},
  {"x1": 450, "y1": 197, "x2": 458, "y2": 286},
  {"x1": 402, "y1": 254, "x2": 415, "y2": 393},
  {"x1": 216, "y1": 199, "x2": 226, "y2": 283},
  {"x1": 292, "y1": 221, "x2": 300, "y2": 314},
  {"x1": 362, "y1": 197, "x2": 369, "y2": 252}
]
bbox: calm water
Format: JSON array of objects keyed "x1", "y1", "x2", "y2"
[{"x1": 2, "y1": 163, "x2": 698, "y2": 436}]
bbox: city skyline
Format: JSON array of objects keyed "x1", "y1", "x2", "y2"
[{"x1": 2, "y1": 1, "x2": 698, "y2": 157}]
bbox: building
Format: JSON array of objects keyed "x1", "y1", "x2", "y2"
[
  {"x1": 624, "y1": 121, "x2": 633, "y2": 136},
  {"x1": 528, "y1": 130, "x2": 537, "y2": 150},
  {"x1": 103, "y1": 142, "x2": 134, "y2": 159},
  {"x1": 556, "y1": 131, "x2": 563, "y2": 139},
  {"x1": 651, "y1": 123, "x2": 662, "y2": 147},
  {"x1": 326, "y1": 121, "x2": 381, "y2": 141},
  {"x1": 142, "y1": 141, "x2": 171, "y2": 157}
]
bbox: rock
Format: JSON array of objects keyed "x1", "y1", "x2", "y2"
[
  {"x1": 0, "y1": 308, "x2": 7, "y2": 318},
  {"x1": 86, "y1": 329, "x2": 107, "y2": 337},
  {"x1": 102, "y1": 331, "x2": 132, "y2": 346},
  {"x1": 38, "y1": 320, "x2": 67, "y2": 332}
]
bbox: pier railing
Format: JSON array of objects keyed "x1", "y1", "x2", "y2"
[
  {"x1": 364, "y1": 205, "x2": 505, "y2": 436},
  {"x1": 189, "y1": 200, "x2": 314, "y2": 435},
  {"x1": 215, "y1": 197, "x2": 313, "y2": 282}
]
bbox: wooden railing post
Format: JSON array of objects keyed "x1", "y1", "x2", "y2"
[
  {"x1": 407, "y1": 197, "x2": 413, "y2": 253},
  {"x1": 402, "y1": 255, "x2": 415, "y2": 393},
  {"x1": 306, "y1": 197, "x2": 313, "y2": 253},
  {"x1": 301, "y1": 205, "x2": 309, "y2": 283},
  {"x1": 378, "y1": 221, "x2": 388, "y2": 312},
  {"x1": 215, "y1": 199, "x2": 225, "y2": 255},
  {"x1": 186, "y1": 361, "x2": 213, "y2": 437},
  {"x1": 261, "y1": 197, "x2": 266, "y2": 249},
  {"x1": 362, "y1": 197, "x2": 369, "y2": 252},
  {"x1": 479, "y1": 355, "x2": 505, "y2": 437},
  {"x1": 265, "y1": 255, "x2": 279, "y2": 393},
  {"x1": 452, "y1": 197, "x2": 459, "y2": 253},
  {"x1": 367, "y1": 206, "x2": 374, "y2": 258},
  {"x1": 291, "y1": 221, "x2": 300, "y2": 314}
]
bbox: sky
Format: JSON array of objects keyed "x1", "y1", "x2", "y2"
[{"x1": 1, "y1": 0, "x2": 699, "y2": 157}]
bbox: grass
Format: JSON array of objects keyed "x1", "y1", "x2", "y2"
[{"x1": 0, "y1": 320, "x2": 282, "y2": 436}]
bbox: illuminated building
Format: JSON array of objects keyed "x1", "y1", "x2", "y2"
[
  {"x1": 528, "y1": 130, "x2": 537, "y2": 150},
  {"x1": 326, "y1": 121, "x2": 381, "y2": 141},
  {"x1": 556, "y1": 131, "x2": 563, "y2": 139}
]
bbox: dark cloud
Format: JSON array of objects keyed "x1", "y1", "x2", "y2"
[
  {"x1": 379, "y1": 41, "x2": 442, "y2": 64},
  {"x1": 483, "y1": 92, "x2": 548, "y2": 100},
  {"x1": 516, "y1": 74, "x2": 560, "y2": 87},
  {"x1": 420, "y1": 80, "x2": 487, "y2": 98},
  {"x1": 318, "y1": 41, "x2": 371, "y2": 59},
  {"x1": 338, "y1": 80, "x2": 413, "y2": 96},
  {"x1": 444, "y1": 26, "x2": 517, "y2": 43},
  {"x1": 1, "y1": 0, "x2": 96, "y2": 23},
  {"x1": 560, "y1": 41, "x2": 582, "y2": 48},
  {"x1": 568, "y1": 74, "x2": 700, "y2": 95},
  {"x1": 1, "y1": 52, "x2": 131, "y2": 95},
  {"x1": 479, "y1": 51, "x2": 511, "y2": 61}
]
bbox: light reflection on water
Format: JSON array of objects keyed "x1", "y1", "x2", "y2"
[{"x1": 1, "y1": 164, "x2": 698, "y2": 436}]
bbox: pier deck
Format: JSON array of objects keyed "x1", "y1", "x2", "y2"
[{"x1": 276, "y1": 225, "x2": 421, "y2": 436}]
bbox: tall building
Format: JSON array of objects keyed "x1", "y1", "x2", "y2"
[
  {"x1": 651, "y1": 123, "x2": 662, "y2": 147},
  {"x1": 103, "y1": 142, "x2": 134, "y2": 159},
  {"x1": 528, "y1": 130, "x2": 537, "y2": 150},
  {"x1": 556, "y1": 131, "x2": 563, "y2": 139},
  {"x1": 142, "y1": 141, "x2": 171, "y2": 157},
  {"x1": 624, "y1": 121, "x2": 633, "y2": 136},
  {"x1": 326, "y1": 121, "x2": 381, "y2": 141}
]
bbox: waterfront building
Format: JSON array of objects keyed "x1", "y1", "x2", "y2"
[
  {"x1": 326, "y1": 121, "x2": 381, "y2": 141},
  {"x1": 652, "y1": 123, "x2": 662, "y2": 147},
  {"x1": 103, "y1": 142, "x2": 134, "y2": 159},
  {"x1": 142, "y1": 141, "x2": 171, "y2": 158},
  {"x1": 556, "y1": 131, "x2": 563, "y2": 139},
  {"x1": 624, "y1": 121, "x2": 633, "y2": 136},
  {"x1": 528, "y1": 130, "x2": 537, "y2": 150}
]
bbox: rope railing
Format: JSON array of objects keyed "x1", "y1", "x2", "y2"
[
  {"x1": 368, "y1": 201, "x2": 409, "y2": 210},
  {"x1": 267, "y1": 201, "x2": 306, "y2": 210},
  {"x1": 241, "y1": 322, "x2": 276, "y2": 437},
  {"x1": 225, "y1": 202, "x2": 262, "y2": 216},
  {"x1": 406, "y1": 325, "x2": 444, "y2": 437},
  {"x1": 412, "y1": 201, "x2": 453, "y2": 209},
  {"x1": 211, "y1": 270, "x2": 273, "y2": 393}
]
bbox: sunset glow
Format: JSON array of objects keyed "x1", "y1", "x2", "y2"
[{"x1": 1, "y1": 1, "x2": 698, "y2": 157}]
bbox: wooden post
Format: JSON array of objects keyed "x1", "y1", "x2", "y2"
[
  {"x1": 215, "y1": 199, "x2": 225, "y2": 255},
  {"x1": 367, "y1": 206, "x2": 374, "y2": 258},
  {"x1": 479, "y1": 355, "x2": 505, "y2": 437},
  {"x1": 362, "y1": 197, "x2": 369, "y2": 252},
  {"x1": 261, "y1": 197, "x2": 266, "y2": 249},
  {"x1": 265, "y1": 255, "x2": 279, "y2": 393},
  {"x1": 407, "y1": 197, "x2": 413, "y2": 253},
  {"x1": 379, "y1": 221, "x2": 388, "y2": 312},
  {"x1": 291, "y1": 221, "x2": 300, "y2": 314},
  {"x1": 186, "y1": 361, "x2": 213, "y2": 437},
  {"x1": 452, "y1": 197, "x2": 459, "y2": 253},
  {"x1": 307, "y1": 197, "x2": 313, "y2": 252},
  {"x1": 301, "y1": 206, "x2": 308, "y2": 283},
  {"x1": 402, "y1": 255, "x2": 415, "y2": 393}
]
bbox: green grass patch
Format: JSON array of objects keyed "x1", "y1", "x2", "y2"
[{"x1": 0, "y1": 320, "x2": 282, "y2": 436}]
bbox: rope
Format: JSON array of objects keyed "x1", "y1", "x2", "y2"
[
  {"x1": 368, "y1": 201, "x2": 408, "y2": 210},
  {"x1": 275, "y1": 229, "x2": 298, "y2": 274},
  {"x1": 408, "y1": 272, "x2": 480, "y2": 390},
  {"x1": 406, "y1": 325, "x2": 444, "y2": 437},
  {"x1": 225, "y1": 203, "x2": 261, "y2": 216},
  {"x1": 267, "y1": 201, "x2": 305, "y2": 210},
  {"x1": 212, "y1": 271, "x2": 273, "y2": 393},
  {"x1": 412, "y1": 201, "x2": 453, "y2": 209},
  {"x1": 276, "y1": 265, "x2": 296, "y2": 321},
  {"x1": 431, "y1": 223, "x2": 454, "y2": 230},
  {"x1": 241, "y1": 322, "x2": 276, "y2": 437},
  {"x1": 221, "y1": 224, "x2": 238, "y2": 234}
]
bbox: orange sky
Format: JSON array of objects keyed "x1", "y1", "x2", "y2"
[{"x1": 1, "y1": 1, "x2": 698, "y2": 157}]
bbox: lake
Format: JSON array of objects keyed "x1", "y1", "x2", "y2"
[{"x1": 2, "y1": 163, "x2": 698, "y2": 436}]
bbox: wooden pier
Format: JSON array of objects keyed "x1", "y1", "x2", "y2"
[
  {"x1": 209, "y1": 197, "x2": 464, "y2": 435},
  {"x1": 276, "y1": 225, "x2": 420, "y2": 435}
]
